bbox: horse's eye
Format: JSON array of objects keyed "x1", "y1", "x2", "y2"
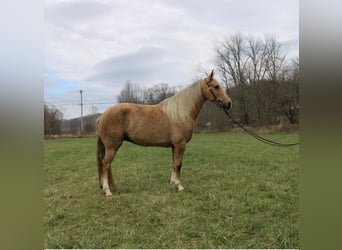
[{"x1": 214, "y1": 85, "x2": 219, "y2": 89}]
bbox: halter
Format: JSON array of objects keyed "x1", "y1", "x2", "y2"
[{"x1": 207, "y1": 81, "x2": 226, "y2": 109}]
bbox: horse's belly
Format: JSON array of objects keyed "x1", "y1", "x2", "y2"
[{"x1": 125, "y1": 127, "x2": 171, "y2": 147}]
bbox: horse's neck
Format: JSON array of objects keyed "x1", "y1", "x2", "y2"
[
  {"x1": 185, "y1": 81, "x2": 206, "y2": 121},
  {"x1": 159, "y1": 81, "x2": 205, "y2": 123},
  {"x1": 189, "y1": 94, "x2": 205, "y2": 121}
]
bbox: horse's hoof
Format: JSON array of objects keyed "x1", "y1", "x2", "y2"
[
  {"x1": 104, "y1": 189, "x2": 113, "y2": 197},
  {"x1": 177, "y1": 184, "x2": 184, "y2": 192}
]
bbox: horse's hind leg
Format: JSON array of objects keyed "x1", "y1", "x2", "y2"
[
  {"x1": 102, "y1": 147, "x2": 119, "y2": 196},
  {"x1": 108, "y1": 167, "x2": 115, "y2": 191}
]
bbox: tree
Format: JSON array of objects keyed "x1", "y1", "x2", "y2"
[
  {"x1": 215, "y1": 33, "x2": 298, "y2": 126},
  {"x1": 215, "y1": 33, "x2": 250, "y2": 124},
  {"x1": 117, "y1": 82, "x2": 176, "y2": 105},
  {"x1": 143, "y1": 83, "x2": 176, "y2": 104},
  {"x1": 44, "y1": 104, "x2": 63, "y2": 138},
  {"x1": 117, "y1": 81, "x2": 144, "y2": 104},
  {"x1": 276, "y1": 57, "x2": 299, "y2": 124},
  {"x1": 90, "y1": 106, "x2": 98, "y2": 114},
  {"x1": 82, "y1": 106, "x2": 99, "y2": 135}
]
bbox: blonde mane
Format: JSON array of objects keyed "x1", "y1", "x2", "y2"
[{"x1": 159, "y1": 80, "x2": 204, "y2": 123}]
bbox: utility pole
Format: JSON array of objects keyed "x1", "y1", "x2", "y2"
[{"x1": 80, "y1": 90, "x2": 83, "y2": 136}]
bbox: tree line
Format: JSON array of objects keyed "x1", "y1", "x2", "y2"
[
  {"x1": 44, "y1": 33, "x2": 299, "y2": 137},
  {"x1": 215, "y1": 33, "x2": 299, "y2": 126},
  {"x1": 44, "y1": 104, "x2": 63, "y2": 138},
  {"x1": 117, "y1": 82, "x2": 177, "y2": 104}
]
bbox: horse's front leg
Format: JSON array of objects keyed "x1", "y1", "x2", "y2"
[{"x1": 170, "y1": 144, "x2": 185, "y2": 192}]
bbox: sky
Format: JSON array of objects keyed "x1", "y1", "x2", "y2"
[{"x1": 44, "y1": 0, "x2": 299, "y2": 119}]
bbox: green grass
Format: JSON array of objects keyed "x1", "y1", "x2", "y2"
[{"x1": 44, "y1": 133, "x2": 299, "y2": 249}]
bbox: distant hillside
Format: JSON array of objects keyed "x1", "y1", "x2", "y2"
[{"x1": 61, "y1": 113, "x2": 102, "y2": 135}]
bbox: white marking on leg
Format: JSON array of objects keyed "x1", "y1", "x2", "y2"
[
  {"x1": 170, "y1": 169, "x2": 177, "y2": 184},
  {"x1": 170, "y1": 170, "x2": 184, "y2": 191},
  {"x1": 102, "y1": 171, "x2": 112, "y2": 197}
]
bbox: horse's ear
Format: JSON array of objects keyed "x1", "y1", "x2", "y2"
[
  {"x1": 210, "y1": 69, "x2": 214, "y2": 79},
  {"x1": 207, "y1": 69, "x2": 214, "y2": 84}
]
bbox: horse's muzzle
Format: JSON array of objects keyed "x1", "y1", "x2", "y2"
[
  {"x1": 221, "y1": 101, "x2": 232, "y2": 110},
  {"x1": 217, "y1": 100, "x2": 232, "y2": 110}
]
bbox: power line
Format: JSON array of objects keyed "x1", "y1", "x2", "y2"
[{"x1": 45, "y1": 102, "x2": 116, "y2": 106}]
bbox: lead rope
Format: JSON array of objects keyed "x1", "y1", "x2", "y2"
[
  {"x1": 220, "y1": 106, "x2": 299, "y2": 147},
  {"x1": 208, "y1": 86, "x2": 299, "y2": 147}
]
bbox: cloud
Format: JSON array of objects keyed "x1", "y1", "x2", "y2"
[
  {"x1": 45, "y1": 0, "x2": 112, "y2": 26},
  {"x1": 44, "y1": 0, "x2": 299, "y2": 118},
  {"x1": 87, "y1": 45, "x2": 196, "y2": 86}
]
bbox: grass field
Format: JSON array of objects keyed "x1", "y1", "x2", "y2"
[{"x1": 44, "y1": 133, "x2": 299, "y2": 249}]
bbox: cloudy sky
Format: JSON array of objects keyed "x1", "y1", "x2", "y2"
[{"x1": 44, "y1": 0, "x2": 299, "y2": 119}]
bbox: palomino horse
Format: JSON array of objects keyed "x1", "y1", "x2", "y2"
[{"x1": 96, "y1": 70, "x2": 232, "y2": 196}]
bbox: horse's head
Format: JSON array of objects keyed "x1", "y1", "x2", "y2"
[{"x1": 201, "y1": 70, "x2": 232, "y2": 110}]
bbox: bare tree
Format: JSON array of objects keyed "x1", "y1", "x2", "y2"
[
  {"x1": 117, "y1": 81, "x2": 144, "y2": 104},
  {"x1": 215, "y1": 33, "x2": 250, "y2": 124},
  {"x1": 276, "y1": 57, "x2": 299, "y2": 124},
  {"x1": 44, "y1": 104, "x2": 63, "y2": 138},
  {"x1": 143, "y1": 83, "x2": 176, "y2": 104},
  {"x1": 81, "y1": 106, "x2": 100, "y2": 135},
  {"x1": 90, "y1": 106, "x2": 98, "y2": 114},
  {"x1": 215, "y1": 33, "x2": 298, "y2": 126},
  {"x1": 118, "y1": 82, "x2": 176, "y2": 105}
]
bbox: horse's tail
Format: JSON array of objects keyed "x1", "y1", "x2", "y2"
[
  {"x1": 97, "y1": 136, "x2": 105, "y2": 189},
  {"x1": 96, "y1": 116, "x2": 105, "y2": 188}
]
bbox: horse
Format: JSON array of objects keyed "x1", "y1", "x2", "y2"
[{"x1": 96, "y1": 70, "x2": 232, "y2": 196}]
